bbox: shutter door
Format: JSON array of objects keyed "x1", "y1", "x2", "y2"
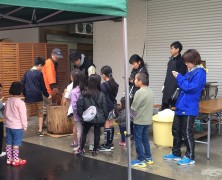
[{"x1": 146, "y1": 0, "x2": 222, "y2": 104}]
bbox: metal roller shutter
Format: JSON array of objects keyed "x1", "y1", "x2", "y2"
[{"x1": 146, "y1": 0, "x2": 222, "y2": 104}]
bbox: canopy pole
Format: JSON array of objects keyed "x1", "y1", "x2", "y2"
[{"x1": 122, "y1": 17, "x2": 132, "y2": 180}]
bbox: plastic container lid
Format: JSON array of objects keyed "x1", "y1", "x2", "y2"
[{"x1": 153, "y1": 109, "x2": 175, "y2": 122}]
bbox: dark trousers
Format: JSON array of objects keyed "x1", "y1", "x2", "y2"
[
  {"x1": 80, "y1": 122, "x2": 101, "y2": 151},
  {"x1": 0, "y1": 122, "x2": 3, "y2": 154},
  {"x1": 119, "y1": 126, "x2": 126, "y2": 142},
  {"x1": 172, "y1": 115, "x2": 196, "y2": 160},
  {"x1": 161, "y1": 101, "x2": 176, "y2": 110},
  {"x1": 130, "y1": 121, "x2": 134, "y2": 136}
]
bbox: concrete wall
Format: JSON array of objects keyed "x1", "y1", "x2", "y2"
[
  {"x1": 0, "y1": 28, "x2": 39, "y2": 42},
  {"x1": 93, "y1": 0, "x2": 147, "y2": 101}
]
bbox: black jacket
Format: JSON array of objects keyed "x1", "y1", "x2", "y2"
[
  {"x1": 129, "y1": 66, "x2": 148, "y2": 96},
  {"x1": 77, "y1": 92, "x2": 108, "y2": 124},
  {"x1": 79, "y1": 57, "x2": 95, "y2": 77},
  {"x1": 162, "y1": 54, "x2": 187, "y2": 104}
]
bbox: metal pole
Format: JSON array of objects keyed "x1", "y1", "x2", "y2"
[{"x1": 122, "y1": 17, "x2": 132, "y2": 180}]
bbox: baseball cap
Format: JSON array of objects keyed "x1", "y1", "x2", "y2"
[{"x1": 52, "y1": 48, "x2": 63, "y2": 58}]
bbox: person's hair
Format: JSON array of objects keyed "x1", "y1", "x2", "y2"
[
  {"x1": 129, "y1": 54, "x2": 145, "y2": 67},
  {"x1": 9, "y1": 81, "x2": 23, "y2": 95},
  {"x1": 85, "y1": 74, "x2": 101, "y2": 97},
  {"x1": 69, "y1": 52, "x2": 81, "y2": 62},
  {"x1": 171, "y1": 41, "x2": 183, "y2": 53},
  {"x1": 34, "y1": 57, "x2": 45, "y2": 66},
  {"x1": 182, "y1": 49, "x2": 202, "y2": 65},
  {"x1": 101, "y1": 65, "x2": 119, "y2": 93},
  {"x1": 70, "y1": 69, "x2": 85, "y2": 91},
  {"x1": 136, "y1": 72, "x2": 149, "y2": 86},
  {"x1": 120, "y1": 97, "x2": 125, "y2": 109}
]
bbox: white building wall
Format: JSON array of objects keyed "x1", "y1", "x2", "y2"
[
  {"x1": 93, "y1": 0, "x2": 147, "y2": 101},
  {"x1": 0, "y1": 28, "x2": 39, "y2": 42}
]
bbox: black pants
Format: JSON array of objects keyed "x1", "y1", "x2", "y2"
[
  {"x1": 0, "y1": 122, "x2": 3, "y2": 154},
  {"x1": 172, "y1": 115, "x2": 196, "y2": 160},
  {"x1": 80, "y1": 122, "x2": 101, "y2": 151}
]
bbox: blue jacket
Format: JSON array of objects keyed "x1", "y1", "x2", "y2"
[{"x1": 175, "y1": 67, "x2": 206, "y2": 116}]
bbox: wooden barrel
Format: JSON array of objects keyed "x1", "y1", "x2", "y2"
[{"x1": 47, "y1": 105, "x2": 73, "y2": 134}]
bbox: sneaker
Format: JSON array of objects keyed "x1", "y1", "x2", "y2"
[
  {"x1": 177, "y1": 156, "x2": 195, "y2": 166},
  {"x1": 119, "y1": 142, "x2": 126, "y2": 146},
  {"x1": 131, "y1": 159, "x2": 147, "y2": 168},
  {"x1": 92, "y1": 151, "x2": 98, "y2": 156},
  {"x1": 73, "y1": 146, "x2": 80, "y2": 152},
  {"x1": 38, "y1": 131, "x2": 44, "y2": 137},
  {"x1": 70, "y1": 142, "x2": 78, "y2": 148},
  {"x1": 98, "y1": 144, "x2": 111, "y2": 152},
  {"x1": 12, "y1": 159, "x2": 27, "y2": 166},
  {"x1": 0, "y1": 152, "x2": 6, "y2": 157},
  {"x1": 110, "y1": 144, "x2": 114, "y2": 150},
  {"x1": 145, "y1": 157, "x2": 154, "y2": 165},
  {"x1": 163, "y1": 153, "x2": 182, "y2": 161},
  {"x1": 89, "y1": 145, "x2": 94, "y2": 151},
  {"x1": 74, "y1": 149, "x2": 84, "y2": 156}
]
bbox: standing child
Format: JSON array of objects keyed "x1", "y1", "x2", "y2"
[
  {"x1": 76, "y1": 74, "x2": 107, "y2": 156},
  {"x1": 130, "y1": 73, "x2": 154, "y2": 168},
  {"x1": 128, "y1": 54, "x2": 148, "y2": 140},
  {"x1": 5, "y1": 82, "x2": 27, "y2": 166},
  {"x1": 99, "y1": 66, "x2": 119, "y2": 152},
  {"x1": 21, "y1": 57, "x2": 50, "y2": 136},
  {"x1": 0, "y1": 83, "x2": 6, "y2": 157},
  {"x1": 70, "y1": 69, "x2": 85, "y2": 152}
]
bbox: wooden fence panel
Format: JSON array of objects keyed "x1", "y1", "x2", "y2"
[{"x1": 0, "y1": 43, "x2": 18, "y2": 99}]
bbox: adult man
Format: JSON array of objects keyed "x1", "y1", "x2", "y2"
[
  {"x1": 42, "y1": 48, "x2": 63, "y2": 124},
  {"x1": 69, "y1": 52, "x2": 96, "y2": 76},
  {"x1": 161, "y1": 41, "x2": 187, "y2": 110},
  {"x1": 21, "y1": 57, "x2": 50, "y2": 136}
]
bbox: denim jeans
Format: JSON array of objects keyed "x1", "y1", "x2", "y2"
[
  {"x1": 119, "y1": 125, "x2": 126, "y2": 142},
  {"x1": 134, "y1": 124, "x2": 151, "y2": 161},
  {"x1": 6, "y1": 128, "x2": 23, "y2": 146}
]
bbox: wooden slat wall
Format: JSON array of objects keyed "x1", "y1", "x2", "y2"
[
  {"x1": 0, "y1": 43, "x2": 18, "y2": 99},
  {"x1": 46, "y1": 44, "x2": 69, "y2": 96}
]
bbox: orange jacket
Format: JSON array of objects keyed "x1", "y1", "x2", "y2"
[{"x1": 42, "y1": 58, "x2": 57, "y2": 95}]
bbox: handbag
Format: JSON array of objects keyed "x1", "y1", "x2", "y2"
[{"x1": 82, "y1": 105, "x2": 97, "y2": 122}]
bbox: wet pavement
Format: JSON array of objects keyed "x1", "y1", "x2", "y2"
[{"x1": 1, "y1": 116, "x2": 222, "y2": 180}]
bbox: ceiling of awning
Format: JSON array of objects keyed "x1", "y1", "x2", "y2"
[{"x1": 0, "y1": 0, "x2": 127, "y2": 31}]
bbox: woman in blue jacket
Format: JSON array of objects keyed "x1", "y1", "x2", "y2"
[{"x1": 163, "y1": 49, "x2": 206, "y2": 166}]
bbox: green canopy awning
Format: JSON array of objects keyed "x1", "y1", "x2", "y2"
[{"x1": 0, "y1": 0, "x2": 127, "y2": 30}]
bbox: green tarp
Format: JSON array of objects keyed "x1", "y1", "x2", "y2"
[{"x1": 0, "y1": 0, "x2": 127, "y2": 17}]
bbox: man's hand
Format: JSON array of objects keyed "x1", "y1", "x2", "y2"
[
  {"x1": 52, "y1": 88, "x2": 58, "y2": 94},
  {"x1": 172, "y1": 71, "x2": 179, "y2": 78}
]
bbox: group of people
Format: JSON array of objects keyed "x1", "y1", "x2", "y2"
[{"x1": 0, "y1": 41, "x2": 207, "y2": 168}]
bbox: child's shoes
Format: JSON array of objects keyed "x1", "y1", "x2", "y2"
[
  {"x1": 6, "y1": 159, "x2": 12, "y2": 165},
  {"x1": 12, "y1": 159, "x2": 27, "y2": 166},
  {"x1": 119, "y1": 142, "x2": 126, "y2": 146}
]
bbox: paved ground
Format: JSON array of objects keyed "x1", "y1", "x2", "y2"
[{"x1": 3, "y1": 116, "x2": 222, "y2": 180}]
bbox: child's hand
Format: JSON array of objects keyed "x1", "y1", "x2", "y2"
[{"x1": 48, "y1": 95, "x2": 52, "y2": 99}]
